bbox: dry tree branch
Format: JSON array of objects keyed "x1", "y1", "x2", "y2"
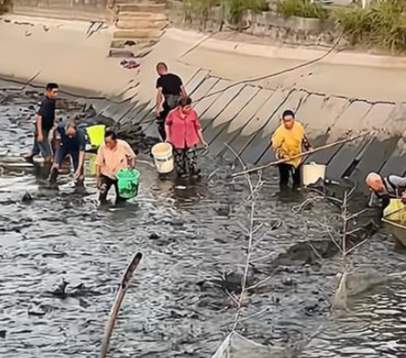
[{"x1": 224, "y1": 144, "x2": 264, "y2": 333}]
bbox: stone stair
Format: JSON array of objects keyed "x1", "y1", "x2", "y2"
[{"x1": 109, "y1": 0, "x2": 168, "y2": 58}]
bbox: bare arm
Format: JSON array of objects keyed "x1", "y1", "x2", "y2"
[
  {"x1": 180, "y1": 85, "x2": 187, "y2": 98},
  {"x1": 155, "y1": 88, "x2": 164, "y2": 114},
  {"x1": 303, "y1": 135, "x2": 312, "y2": 151},
  {"x1": 165, "y1": 123, "x2": 171, "y2": 142},
  {"x1": 197, "y1": 129, "x2": 208, "y2": 147},
  {"x1": 35, "y1": 114, "x2": 43, "y2": 140},
  {"x1": 128, "y1": 156, "x2": 136, "y2": 168},
  {"x1": 78, "y1": 151, "x2": 85, "y2": 170}
]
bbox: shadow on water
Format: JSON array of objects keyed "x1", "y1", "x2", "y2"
[{"x1": 1, "y1": 85, "x2": 406, "y2": 358}]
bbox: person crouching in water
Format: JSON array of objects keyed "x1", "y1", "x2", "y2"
[
  {"x1": 96, "y1": 129, "x2": 137, "y2": 204},
  {"x1": 49, "y1": 119, "x2": 86, "y2": 186},
  {"x1": 366, "y1": 172, "x2": 406, "y2": 209},
  {"x1": 165, "y1": 97, "x2": 208, "y2": 178},
  {"x1": 271, "y1": 110, "x2": 312, "y2": 188}
]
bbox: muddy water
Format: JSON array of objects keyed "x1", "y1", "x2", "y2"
[{"x1": 1, "y1": 86, "x2": 406, "y2": 358}]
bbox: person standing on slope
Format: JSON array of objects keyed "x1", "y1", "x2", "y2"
[{"x1": 155, "y1": 62, "x2": 187, "y2": 141}]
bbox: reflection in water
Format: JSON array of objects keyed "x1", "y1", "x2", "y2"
[{"x1": 1, "y1": 87, "x2": 406, "y2": 358}]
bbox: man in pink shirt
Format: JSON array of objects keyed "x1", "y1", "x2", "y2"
[
  {"x1": 96, "y1": 129, "x2": 137, "y2": 204},
  {"x1": 165, "y1": 97, "x2": 207, "y2": 178}
]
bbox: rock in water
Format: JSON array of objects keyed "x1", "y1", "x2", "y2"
[{"x1": 21, "y1": 192, "x2": 33, "y2": 203}]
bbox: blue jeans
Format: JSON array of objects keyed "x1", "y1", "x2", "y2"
[{"x1": 32, "y1": 128, "x2": 52, "y2": 158}]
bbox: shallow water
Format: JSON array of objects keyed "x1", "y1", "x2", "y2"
[{"x1": 1, "y1": 86, "x2": 406, "y2": 358}]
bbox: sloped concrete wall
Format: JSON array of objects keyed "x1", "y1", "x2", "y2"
[{"x1": 1, "y1": 18, "x2": 406, "y2": 183}]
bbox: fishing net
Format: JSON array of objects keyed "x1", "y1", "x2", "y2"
[
  {"x1": 211, "y1": 332, "x2": 309, "y2": 358},
  {"x1": 211, "y1": 333, "x2": 271, "y2": 358},
  {"x1": 333, "y1": 270, "x2": 406, "y2": 309}
]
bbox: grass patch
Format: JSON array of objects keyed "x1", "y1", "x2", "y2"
[{"x1": 276, "y1": 0, "x2": 329, "y2": 20}]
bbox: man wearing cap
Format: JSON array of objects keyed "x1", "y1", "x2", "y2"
[{"x1": 271, "y1": 109, "x2": 312, "y2": 188}]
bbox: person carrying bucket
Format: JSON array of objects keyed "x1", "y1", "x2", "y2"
[
  {"x1": 155, "y1": 62, "x2": 187, "y2": 141},
  {"x1": 271, "y1": 110, "x2": 312, "y2": 188},
  {"x1": 165, "y1": 97, "x2": 208, "y2": 178},
  {"x1": 95, "y1": 129, "x2": 137, "y2": 204}
]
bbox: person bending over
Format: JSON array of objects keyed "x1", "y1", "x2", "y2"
[
  {"x1": 49, "y1": 119, "x2": 86, "y2": 186},
  {"x1": 165, "y1": 97, "x2": 207, "y2": 178},
  {"x1": 96, "y1": 130, "x2": 137, "y2": 204},
  {"x1": 366, "y1": 172, "x2": 406, "y2": 209},
  {"x1": 271, "y1": 109, "x2": 312, "y2": 188}
]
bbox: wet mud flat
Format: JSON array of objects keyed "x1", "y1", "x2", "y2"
[{"x1": 1, "y1": 85, "x2": 406, "y2": 357}]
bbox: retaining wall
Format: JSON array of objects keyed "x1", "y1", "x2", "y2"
[
  {"x1": 168, "y1": 0, "x2": 340, "y2": 47},
  {"x1": 10, "y1": 0, "x2": 112, "y2": 21}
]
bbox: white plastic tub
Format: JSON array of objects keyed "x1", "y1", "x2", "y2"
[
  {"x1": 151, "y1": 143, "x2": 174, "y2": 174},
  {"x1": 302, "y1": 162, "x2": 326, "y2": 186}
]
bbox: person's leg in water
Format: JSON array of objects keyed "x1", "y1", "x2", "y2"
[
  {"x1": 186, "y1": 148, "x2": 200, "y2": 177},
  {"x1": 49, "y1": 146, "x2": 68, "y2": 184},
  {"x1": 174, "y1": 149, "x2": 187, "y2": 177},
  {"x1": 25, "y1": 127, "x2": 41, "y2": 162},
  {"x1": 292, "y1": 164, "x2": 302, "y2": 188},
  {"x1": 278, "y1": 163, "x2": 291, "y2": 188},
  {"x1": 113, "y1": 179, "x2": 127, "y2": 205},
  {"x1": 157, "y1": 103, "x2": 170, "y2": 141},
  {"x1": 98, "y1": 175, "x2": 114, "y2": 204},
  {"x1": 37, "y1": 129, "x2": 53, "y2": 163}
]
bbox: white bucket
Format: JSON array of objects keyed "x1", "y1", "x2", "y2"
[
  {"x1": 302, "y1": 162, "x2": 326, "y2": 186},
  {"x1": 151, "y1": 143, "x2": 174, "y2": 174}
]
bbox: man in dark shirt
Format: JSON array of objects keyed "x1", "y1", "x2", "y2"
[
  {"x1": 49, "y1": 119, "x2": 86, "y2": 186},
  {"x1": 155, "y1": 62, "x2": 187, "y2": 140},
  {"x1": 25, "y1": 83, "x2": 59, "y2": 163}
]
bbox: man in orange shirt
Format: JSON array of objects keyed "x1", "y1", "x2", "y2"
[{"x1": 96, "y1": 129, "x2": 137, "y2": 204}]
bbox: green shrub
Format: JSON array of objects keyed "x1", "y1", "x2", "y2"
[
  {"x1": 276, "y1": 0, "x2": 329, "y2": 20},
  {"x1": 183, "y1": 0, "x2": 221, "y2": 28},
  {"x1": 225, "y1": 0, "x2": 269, "y2": 24},
  {"x1": 334, "y1": 0, "x2": 406, "y2": 52}
]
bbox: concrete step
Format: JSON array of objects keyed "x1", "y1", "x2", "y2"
[
  {"x1": 118, "y1": 11, "x2": 168, "y2": 21},
  {"x1": 116, "y1": 19, "x2": 168, "y2": 30},
  {"x1": 113, "y1": 29, "x2": 162, "y2": 39},
  {"x1": 110, "y1": 39, "x2": 158, "y2": 49},
  {"x1": 118, "y1": 3, "x2": 166, "y2": 12}
]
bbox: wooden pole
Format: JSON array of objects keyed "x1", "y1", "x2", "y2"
[
  {"x1": 231, "y1": 133, "x2": 368, "y2": 178},
  {"x1": 101, "y1": 252, "x2": 143, "y2": 358}
]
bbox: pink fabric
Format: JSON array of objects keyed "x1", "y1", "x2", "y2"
[{"x1": 165, "y1": 108, "x2": 201, "y2": 149}]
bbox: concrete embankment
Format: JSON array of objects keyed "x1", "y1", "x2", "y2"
[{"x1": 1, "y1": 14, "x2": 406, "y2": 185}]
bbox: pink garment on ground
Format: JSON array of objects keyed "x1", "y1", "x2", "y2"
[{"x1": 165, "y1": 108, "x2": 201, "y2": 149}]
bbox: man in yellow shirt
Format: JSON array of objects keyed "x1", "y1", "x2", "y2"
[{"x1": 271, "y1": 110, "x2": 311, "y2": 188}]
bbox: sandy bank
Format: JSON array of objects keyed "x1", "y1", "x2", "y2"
[{"x1": 1, "y1": 15, "x2": 406, "y2": 103}]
